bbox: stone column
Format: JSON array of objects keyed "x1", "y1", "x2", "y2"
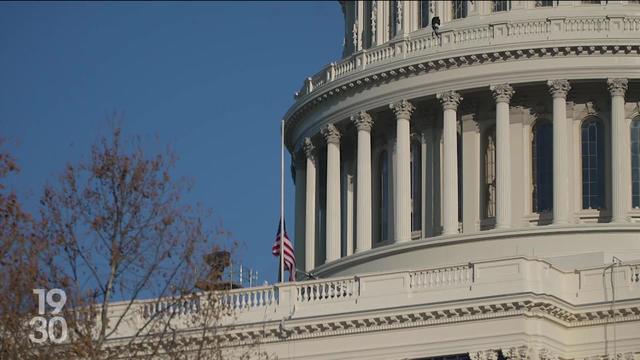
[
  {"x1": 322, "y1": 124, "x2": 341, "y2": 263},
  {"x1": 352, "y1": 111, "x2": 374, "y2": 252},
  {"x1": 390, "y1": 100, "x2": 415, "y2": 243},
  {"x1": 293, "y1": 153, "x2": 306, "y2": 274},
  {"x1": 547, "y1": 80, "x2": 571, "y2": 225},
  {"x1": 303, "y1": 138, "x2": 316, "y2": 272},
  {"x1": 491, "y1": 84, "x2": 515, "y2": 229},
  {"x1": 437, "y1": 91, "x2": 463, "y2": 235},
  {"x1": 461, "y1": 108, "x2": 480, "y2": 234},
  {"x1": 608, "y1": 78, "x2": 629, "y2": 223}
]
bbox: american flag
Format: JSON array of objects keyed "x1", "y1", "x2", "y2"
[{"x1": 272, "y1": 219, "x2": 295, "y2": 281}]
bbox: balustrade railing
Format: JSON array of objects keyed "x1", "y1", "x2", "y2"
[
  {"x1": 221, "y1": 285, "x2": 276, "y2": 311},
  {"x1": 142, "y1": 296, "x2": 202, "y2": 319},
  {"x1": 292, "y1": 15, "x2": 640, "y2": 99},
  {"x1": 409, "y1": 264, "x2": 474, "y2": 289},
  {"x1": 296, "y1": 278, "x2": 358, "y2": 303}
]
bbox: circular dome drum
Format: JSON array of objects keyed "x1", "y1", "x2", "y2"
[{"x1": 284, "y1": 1, "x2": 640, "y2": 278}]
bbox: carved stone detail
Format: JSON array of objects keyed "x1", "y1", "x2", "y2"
[
  {"x1": 389, "y1": 99, "x2": 415, "y2": 119},
  {"x1": 607, "y1": 78, "x2": 628, "y2": 97},
  {"x1": 351, "y1": 111, "x2": 374, "y2": 132},
  {"x1": 396, "y1": 1, "x2": 403, "y2": 32},
  {"x1": 352, "y1": 21, "x2": 359, "y2": 51},
  {"x1": 371, "y1": 1, "x2": 377, "y2": 42},
  {"x1": 538, "y1": 348, "x2": 559, "y2": 360},
  {"x1": 547, "y1": 79, "x2": 571, "y2": 99},
  {"x1": 437, "y1": 91, "x2": 463, "y2": 110},
  {"x1": 491, "y1": 83, "x2": 515, "y2": 103},
  {"x1": 617, "y1": 353, "x2": 640, "y2": 360},
  {"x1": 469, "y1": 349, "x2": 500, "y2": 360},
  {"x1": 502, "y1": 346, "x2": 530, "y2": 360},
  {"x1": 585, "y1": 99, "x2": 599, "y2": 115},
  {"x1": 303, "y1": 137, "x2": 316, "y2": 161},
  {"x1": 322, "y1": 123, "x2": 341, "y2": 144}
]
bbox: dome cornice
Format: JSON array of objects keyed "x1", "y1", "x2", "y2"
[{"x1": 283, "y1": 14, "x2": 640, "y2": 150}]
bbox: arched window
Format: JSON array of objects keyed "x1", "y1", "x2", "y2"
[
  {"x1": 631, "y1": 119, "x2": 640, "y2": 208},
  {"x1": 483, "y1": 127, "x2": 497, "y2": 219},
  {"x1": 532, "y1": 121, "x2": 553, "y2": 212},
  {"x1": 581, "y1": 117, "x2": 605, "y2": 209},
  {"x1": 411, "y1": 140, "x2": 422, "y2": 232},
  {"x1": 378, "y1": 151, "x2": 390, "y2": 241}
]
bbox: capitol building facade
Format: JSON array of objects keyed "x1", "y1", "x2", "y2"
[{"x1": 108, "y1": 1, "x2": 640, "y2": 359}]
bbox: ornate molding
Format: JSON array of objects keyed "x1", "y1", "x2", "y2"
[
  {"x1": 538, "y1": 348, "x2": 559, "y2": 360},
  {"x1": 371, "y1": 1, "x2": 377, "y2": 44},
  {"x1": 585, "y1": 99, "x2": 600, "y2": 115},
  {"x1": 133, "y1": 299, "x2": 640, "y2": 351},
  {"x1": 547, "y1": 79, "x2": 571, "y2": 99},
  {"x1": 389, "y1": 99, "x2": 415, "y2": 119},
  {"x1": 303, "y1": 137, "x2": 316, "y2": 161},
  {"x1": 607, "y1": 78, "x2": 628, "y2": 97},
  {"x1": 321, "y1": 123, "x2": 341, "y2": 144},
  {"x1": 491, "y1": 83, "x2": 515, "y2": 103},
  {"x1": 396, "y1": 1, "x2": 403, "y2": 32},
  {"x1": 352, "y1": 20, "x2": 359, "y2": 51},
  {"x1": 284, "y1": 43, "x2": 640, "y2": 149},
  {"x1": 470, "y1": 349, "x2": 500, "y2": 360},
  {"x1": 351, "y1": 111, "x2": 374, "y2": 132},
  {"x1": 502, "y1": 346, "x2": 530, "y2": 360},
  {"x1": 437, "y1": 91, "x2": 463, "y2": 110}
]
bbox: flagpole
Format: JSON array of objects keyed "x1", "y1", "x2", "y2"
[{"x1": 280, "y1": 119, "x2": 285, "y2": 283}]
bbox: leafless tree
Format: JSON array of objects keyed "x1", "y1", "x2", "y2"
[{"x1": 23, "y1": 128, "x2": 274, "y2": 359}]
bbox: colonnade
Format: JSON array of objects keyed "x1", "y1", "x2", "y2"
[{"x1": 293, "y1": 79, "x2": 630, "y2": 272}]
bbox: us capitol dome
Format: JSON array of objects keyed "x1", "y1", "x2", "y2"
[
  {"x1": 281, "y1": 0, "x2": 640, "y2": 358},
  {"x1": 107, "y1": 2, "x2": 640, "y2": 359}
]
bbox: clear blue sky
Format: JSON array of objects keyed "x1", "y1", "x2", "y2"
[{"x1": 0, "y1": 1, "x2": 343, "y2": 284}]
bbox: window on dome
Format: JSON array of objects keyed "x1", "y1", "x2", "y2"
[
  {"x1": 389, "y1": 0, "x2": 399, "y2": 38},
  {"x1": 532, "y1": 120, "x2": 553, "y2": 213},
  {"x1": 411, "y1": 140, "x2": 422, "y2": 232},
  {"x1": 492, "y1": 0, "x2": 511, "y2": 12},
  {"x1": 452, "y1": 0, "x2": 467, "y2": 20},
  {"x1": 631, "y1": 119, "x2": 640, "y2": 208},
  {"x1": 483, "y1": 127, "x2": 497, "y2": 219},
  {"x1": 535, "y1": 0, "x2": 554, "y2": 6},
  {"x1": 419, "y1": 0, "x2": 430, "y2": 28},
  {"x1": 378, "y1": 151, "x2": 390, "y2": 241},
  {"x1": 581, "y1": 117, "x2": 605, "y2": 210},
  {"x1": 363, "y1": 0, "x2": 373, "y2": 49}
]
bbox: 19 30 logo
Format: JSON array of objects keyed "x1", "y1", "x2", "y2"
[{"x1": 29, "y1": 289, "x2": 68, "y2": 344}]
